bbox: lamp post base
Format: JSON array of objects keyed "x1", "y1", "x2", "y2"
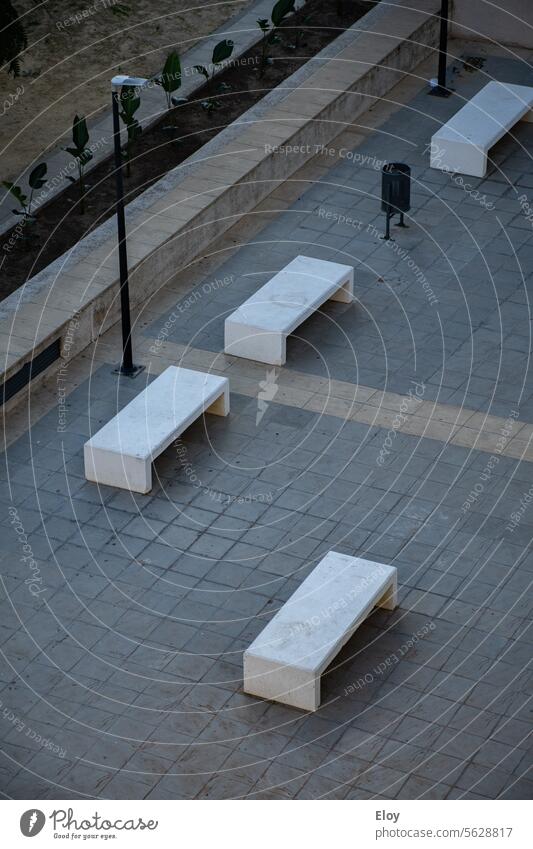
[
  {"x1": 429, "y1": 85, "x2": 451, "y2": 97},
  {"x1": 113, "y1": 364, "x2": 145, "y2": 378}
]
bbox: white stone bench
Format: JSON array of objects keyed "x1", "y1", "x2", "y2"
[
  {"x1": 84, "y1": 366, "x2": 229, "y2": 493},
  {"x1": 224, "y1": 255, "x2": 354, "y2": 365},
  {"x1": 430, "y1": 81, "x2": 533, "y2": 178},
  {"x1": 243, "y1": 551, "x2": 397, "y2": 711}
]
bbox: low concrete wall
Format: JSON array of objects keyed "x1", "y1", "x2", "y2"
[
  {"x1": 0, "y1": 0, "x2": 440, "y2": 411},
  {"x1": 451, "y1": 0, "x2": 533, "y2": 50},
  {"x1": 0, "y1": 0, "x2": 308, "y2": 237}
]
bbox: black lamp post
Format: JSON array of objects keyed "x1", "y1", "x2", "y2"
[
  {"x1": 429, "y1": 0, "x2": 451, "y2": 97},
  {"x1": 381, "y1": 162, "x2": 411, "y2": 241},
  {"x1": 111, "y1": 74, "x2": 148, "y2": 377}
]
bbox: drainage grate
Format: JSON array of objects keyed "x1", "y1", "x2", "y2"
[{"x1": 1, "y1": 338, "x2": 61, "y2": 407}]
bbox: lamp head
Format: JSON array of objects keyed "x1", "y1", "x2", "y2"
[{"x1": 111, "y1": 75, "x2": 149, "y2": 91}]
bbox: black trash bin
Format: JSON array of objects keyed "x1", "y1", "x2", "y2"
[{"x1": 381, "y1": 162, "x2": 411, "y2": 239}]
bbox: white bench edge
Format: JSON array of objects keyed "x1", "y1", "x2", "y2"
[
  {"x1": 243, "y1": 563, "x2": 398, "y2": 712},
  {"x1": 224, "y1": 265, "x2": 354, "y2": 365},
  {"x1": 84, "y1": 375, "x2": 229, "y2": 493},
  {"x1": 430, "y1": 84, "x2": 533, "y2": 178}
]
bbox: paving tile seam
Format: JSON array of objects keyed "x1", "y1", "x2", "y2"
[{"x1": 127, "y1": 337, "x2": 533, "y2": 462}]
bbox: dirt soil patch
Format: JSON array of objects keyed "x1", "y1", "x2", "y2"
[
  {"x1": 1, "y1": 0, "x2": 254, "y2": 182},
  {"x1": 0, "y1": 0, "x2": 378, "y2": 301}
]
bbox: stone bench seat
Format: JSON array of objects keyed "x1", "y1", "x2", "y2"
[
  {"x1": 84, "y1": 366, "x2": 229, "y2": 493},
  {"x1": 430, "y1": 81, "x2": 533, "y2": 178},
  {"x1": 243, "y1": 551, "x2": 397, "y2": 711},
  {"x1": 224, "y1": 255, "x2": 354, "y2": 365}
]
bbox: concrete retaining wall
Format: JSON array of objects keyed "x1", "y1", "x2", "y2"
[{"x1": 0, "y1": 0, "x2": 440, "y2": 411}]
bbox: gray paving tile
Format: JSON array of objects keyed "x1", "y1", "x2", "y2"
[{"x1": 2, "y1": 52, "x2": 533, "y2": 802}]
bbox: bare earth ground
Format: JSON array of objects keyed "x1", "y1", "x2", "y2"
[
  {"x1": 0, "y1": 0, "x2": 372, "y2": 299},
  {"x1": 0, "y1": 0, "x2": 252, "y2": 182}
]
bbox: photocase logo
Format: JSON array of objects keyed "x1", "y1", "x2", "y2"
[
  {"x1": 256, "y1": 368, "x2": 279, "y2": 425},
  {"x1": 20, "y1": 809, "x2": 46, "y2": 837}
]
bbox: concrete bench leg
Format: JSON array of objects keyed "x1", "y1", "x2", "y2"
[
  {"x1": 206, "y1": 386, "x2": 230, "y2": 416},
  {"x1": 375, "y1": 574, "x2": 398, "y2": 611},
  {"x1": 431, "y1": 140, "x2": 487, "y2": 178},
  {"x1": 225, "y1": 325, "x2": 286, "y2": 365},
  {"x1": 243, "y1": 655, "x2": 320, "y2": 711},
  {"x1": 267, "y1": 332, "x2": 287, "y2": 366},
  {"x1": 329, "y1": 273, "x2": 354, "y2": 303},
  {"x1": 244, "y1": 574, "x2": 397, "y2": 712},
  {"x1": 84, "y1": 445, "x2": 152, "y2": 493},
  {"x1": 246, "y1": 331, "x2": 286, "y2": 365}
]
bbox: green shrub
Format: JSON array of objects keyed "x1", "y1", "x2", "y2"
[
  {"x1": 119, "y1": 85, "x2": 142, "y2": 176},
  {"x1": 195, "y1": 39, "x2": 234, "y2": 112},
  {"x1": 0, "y1": 1, "x2": 27, "y2": 77},
  {"x1": 64, "y1": 115, "x2": 93, "y2": 214},
  {"x1": 257, "y1": 0, "x2": 295, "y2": 77},
  {"x1": 2, "y1": 162, "x2": 47, "y2": 226},
  {"x1": 158, "y1": 51, "x2": 182, "y2": 110}
]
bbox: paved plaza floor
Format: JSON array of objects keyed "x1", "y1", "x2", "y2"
[{"x1": 1, "y1": 47, "x2": 532, "y2": 799}]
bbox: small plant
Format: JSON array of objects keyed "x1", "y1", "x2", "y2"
[
  {"x1": 257, "y1": 0, "x2": 295, "y2": 77},
  {"x1": 119, "y1": 84, "x2": 142, "y2": 176},
  {"x1": 2, "y1": 161, "x2": 47, "y2": 224},
  {"x1": 158, "y1": 51, "x2": 182, "y2": 110},
  {"x1": 272, "y1": 0, "x2": 296, "y2": 28},
  {"x1": 195, "y1": 38, "x2": 234, "y2": 111},
  {"x1": 286, "y1": 14, "x2": 310, "y2": 50},
  {"x1": 1, "y1": 0, "x2": 28, "y2": 77},
  {"x1": 110, "y1": 3, "x2": 132, "y2": 17},
  {"x1": 257, "y1": 18, "x2": 272, "y2": 75},
  {"x1": 64, "y1": 115, "x2": 93, "y2": 214}
]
